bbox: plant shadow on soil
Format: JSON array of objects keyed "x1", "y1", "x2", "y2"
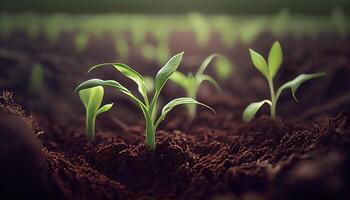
[{"x1": 1, "y1": 32, "x2": 350, "y2": 199}]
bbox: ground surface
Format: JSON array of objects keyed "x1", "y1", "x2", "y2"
[{"x1": 0, "y1": 31, "x2": 350, "y2": 199}]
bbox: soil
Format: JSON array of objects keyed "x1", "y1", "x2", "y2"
[{"x1": 1, "y1": 31, "x2": 350, "y2": 200}]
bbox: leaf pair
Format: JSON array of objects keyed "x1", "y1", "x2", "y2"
[
  {"x1": 243, "y1": 41, "x2": 325, "y2": 122},
  {"x1": 79, "y1": 86, "x2": 113, "y2": 141},
  {"x1": 249, "y1": 41, "x2": 282, "y2": 81},
  {"x1": 170, "y1": 54, "x2": 221, "y2": 118}
]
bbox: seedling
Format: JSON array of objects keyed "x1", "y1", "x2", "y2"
[
  {"x1": 79, "y1": 86, "x2": 113, "y2": 142},
  {"x1": 29, "y1": 63, "x2": 44, "y2": 93},
  {"x1": 242, "y1": 41, "x2": 325, "y2": 122},
  {"x1": 170, "y1": 54, "x2": 220, "y2": 119},
  {"x1": 76, "y1": 52, "x2": 213, "y2": 150}
]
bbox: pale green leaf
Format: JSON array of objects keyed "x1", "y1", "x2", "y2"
[
  {"x1": 170, "y1": 71, "x2": 192, "y2": 90},
  {"x1": 155, "y1": 97, "x2": 214, "y2": 128},
  {"x1": 268, "y1": 41, "x2": 283, "y2": 79},
  {"x1": 155, "y1": 52, "x2": 184, "y2": 93},
  {"x1": 196, "y1": 54, "x2": 218, "y2": 76},
  {"x1": 242, "y1": 100, "x2": 272, "y2": 122},
  {"x1": 143, "y1": 76, "x2": 155, "y2": 93},
  {"x1": 214, "y1": 56, "x2": 233, "y2": 80},
  {"x1": 249, "y1": 49, "x2": 269, "y2": 79},
  {"x1": 75, "y1": 78, "x2": 147, "y2": 111},
  {"x1": 276, "y1": 72, "x2": 326, "y2": 102},
  {"x1": 197, "y1": 74, "x2": 221, "y2": 92},
  {"x1": 78, "y1": 86, "x2": 104, "y2": 111},
  {"x1": 97, "y1": 103, "x2": 113, "y2": 115},
  {"x1": 88, "y1": 63, "x2": 148, "y2": 103}
]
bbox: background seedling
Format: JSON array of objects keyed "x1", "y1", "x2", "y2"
[
  {"x1": 74, "y1": 32, "x2": 90, "y2": 52},
  {"x1": 76, "y1": 52, "x2": 214, "y2": 150},
  {"x1": 170, "y1": 54, "x2": 221, "y2": 119},
  {"x1": 29, "y1": 63, "x2": 44, "y2": 93},
  {"x1": 242, "y1": 41, "x2": 325, "y2": 122},
  {"x1": 78, "y1": 86, "x2": 113, "y2": 142}
]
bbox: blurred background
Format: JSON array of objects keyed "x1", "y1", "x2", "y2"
[{"x1": 0, "y1": 0, "x2": 349, "y2": 125}]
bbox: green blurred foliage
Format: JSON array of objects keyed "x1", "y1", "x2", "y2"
[
  {"x1": 74, "y1": 32, "x2": 90, "y2": 52},
  {"x1": 30, "y1": 63, "x2": 44, "y2": 93}
]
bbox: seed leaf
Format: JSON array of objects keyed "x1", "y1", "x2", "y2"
[
  {"x1": 78, "y1": 86, "x2": 106, "y2": 142},
  {"x1": 97, "y1": 103, "x2": 113, "y2": 115},
  {"x1": 242, "y1": 100, "x2": 272, "y2": 122},
  {"x1": 197, "y1": 74, "x2": 221, "y2": 92},
  {"x1": 196, "y1": 54, "x2": 218, "y2": 77},
  {"x1": 88, "y1": 63, "x2": 148, "y2": 104},
  {"x1": 249, "y1": 49, "x2": 268, "y2": 79},
  {"x1": 78, "y1": 86, "x2": 104, "y2": 114},
  {"x1": 276, "y1": 72, "x2": 326, "y2": 102},
  {"x1": 155, "y1": 97, "x2": 214, "y2": 128},
  {"x1": 155, "y1": 52, "x2": 184, "y2": 93},
  {"x1": 268, "y1": 41, "x2": 283, "y2": 79},
  {"x1": 75, "y1": 78, "x2": 147, "y2": 111}
]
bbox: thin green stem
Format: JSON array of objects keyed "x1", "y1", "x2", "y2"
[
  {"x1": 145, "y1": 111, "x2": 156, "y2": 150},
  {"x1": 187, "y1": 87, "x2": 197, "y2": 120},
  {"x1": 86, "y1": 113, "x2": 96, "y2": 142},
  {"x1": 268, "y1": 79, "x2": 277, "y2": 119}
]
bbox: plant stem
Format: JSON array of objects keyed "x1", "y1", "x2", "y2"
[
  {"x1": 86, "y1": 113, "x2": 96, "y2": 142},
  {"x1": 187, "y1": 88, "x2": 197, "y2": 120},
  {"x1": 145, "y1": 112, "x2": 156, "y2": 150},
  {"x1": 268, "y1": 79, "x2": 277, "y2": 119}
]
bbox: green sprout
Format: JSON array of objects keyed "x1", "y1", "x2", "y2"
[
  {"x1": 242, "y1": 41, "x2": 325, "y2": 122},
  {"x1": 29, "y1": 63, "x2": 44, "y2": 93},
  {"x1": 114, "y1": 37, "x2": 129, "y2": 60},
  {"x1": 170, "y1": 54, "x2": 220, "y2": 119},
  {"x1": 74, "y1": 32, "x2": 90, "y2": 52},
  {"x1": 76, "y1": 52, "x2": 213, "y2": 150},
  {"x1": 79, "y1": 86, "x2": 113, "y2": 142},
  {"x1": 214, "y1": 55, "x2": 234, "y2": 80}
]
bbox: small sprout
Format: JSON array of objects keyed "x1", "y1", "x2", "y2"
[
  {"x1": 76, "y1": 52, "x2": 214, "y2": 150},
  {"x1": 170, "y1": 54, "x2": 221, "y2": 119},
  {"x1": 242, "y1": 41, "x2": 325, "y2": 122},
  {"x1": 29, "y1": 63, "x2": 44, "y2": 93},
  {"x1": 74, "y1": 32, "x2": 90, "y2": 52},
  {"x1": 78, "y1": 86, "x2": 113, "y2": 142},
  {"x1": 188, "y1": 12, "x2": 210, "y2": 47},
  {"x1": 114, "y1": 37, "x2": 129, "y2": 60},
  {"x1": 214, "y1": 56, "x2": 234, "y2": 80}
]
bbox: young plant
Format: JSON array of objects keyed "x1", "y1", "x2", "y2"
[
  {"x1": 75, "y1": 52, "x2": 213, "y2": 150},
  {"x1": 170, "y1": 54, "x2": 221, "y2": 119},
  {"x1": 242, "y1": 41, "x2": 325, "y2": 122},
  {"x1": 79, "y1": 86, "x2": 113, "y2": 142}
]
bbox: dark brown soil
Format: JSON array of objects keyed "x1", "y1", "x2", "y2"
[
  {"x1": 1, "y1": 31, "x2": 350, "y2": 199},
  {"x1": 1, "y1": 91, "x2": 350, "y2": 200}
]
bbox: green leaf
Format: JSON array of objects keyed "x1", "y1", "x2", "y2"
[
  {"x1": 78, "y1": 86, "x2": 105, "y2": 142},
  {"x1": 196, "y1": 54, "x2": 218, "y2": 76},
  {"x1": 197, "y1": 74, "x2": 221, "y2": 92},
  {"x1": 97, "y1": 103, "x2": 113, "y2": 115},
  {"x1": 249, "y1": 49, "x2": 269, "y2": 79},
  {"x1": 242, "y1": 100, "x2": 272, "y2": 122},
  {"x1": 214, "y1": 56, "x2": 233, "y2": 80},
  {"x1": 276, "y1": 72, "x2": 326, "y2": 102},
  {"x1": 268, "y1": 41, "x2": 283, "y2": 79},
  {"x1": 88, "y1": 63, "x2": 148, "y2": 104},
  {"x1": 155, "y1": 97, "x2": 214, "y2": 128},
  {"x1": 170, "y1": 71, "x2": 192, "y2": 90},
  {"x1": 75, "y1": 78, "x2": 147, "y2": 111},
  {"x1": 155, "y1": 52, "x2": 184, "y2": 93},
  {"x1": 143, "y1": 76, "x2": 155, "y2": 93},
  {"x1": 78, "y1": 86, "x2": 104, "y2": 113}
]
